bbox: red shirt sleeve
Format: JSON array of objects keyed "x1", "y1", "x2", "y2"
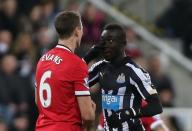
[
  {"x1": 72, "y1": 60, "x2": 90, "y2": 96},
  {"x1": 141, "y1": 100, "x2": 163, "y2": 131}
]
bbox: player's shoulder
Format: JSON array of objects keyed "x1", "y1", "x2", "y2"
[
  {"x1": 56, "y1": 48, "x2": 85, "y2": 65},
  {"x1": 70, "y1": 54, "x2": 88, "y2": 69},
  {"x1": 89, "y1": 60, "x2": 107, "y2": 72},
  {"x1": 124, "y1": 56, "x2": 138, "y2": 68},
  {"x1": 73, "y1": 54, "x2": 85, "y2": 64},
  {"x1": 124, "y1": 57, "x2": 148, "y2": 73}
]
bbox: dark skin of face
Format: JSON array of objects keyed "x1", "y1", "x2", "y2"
[{"x1": 100, "y1": 30, "x2": 126, "y2": 62}]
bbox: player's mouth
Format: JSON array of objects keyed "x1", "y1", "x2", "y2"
[
  {"x1": 103, "y1": 48, "x2": 113, "y2": 58},
  {"x1": 104, "y1": 49, "x2": 112, "y2": 54}
]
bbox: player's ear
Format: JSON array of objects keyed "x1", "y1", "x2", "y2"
[
  {"x1": 74, "y1": 27, "x2": 78, "y2": 37},
  {"x1": 75, "y1": 26, "x2": 83, "y2": 38},
  {"x1": 73, "y1": 27, "x2": 77, "y2": 38}
]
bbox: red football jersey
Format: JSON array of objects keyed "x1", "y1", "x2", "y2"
[
  {"x1": 141, "y1": 115, "x2": 163, "y2": 131},
  {"x1": 141, "y1": 100, "x2": 163, "y2": 131},
  {"x1": 35, "y1": 45, "x2": 90, "y2": 131}
]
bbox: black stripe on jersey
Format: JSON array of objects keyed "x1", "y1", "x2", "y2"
[
  {"x1": 132, "y1": 91, "x2": 142, "y2": 110},
  {"x1": 123, "y1": 87, "x2": 132, "y2": 109},
  {"x1": 127, "y1": 66, "x2": 150, "y2": 99},
  {"x1": 88, "y1": 74, "x2": 99, "y2": 87},
  {"x1": 117, "y1": 124, "x2": 123, "y2": 131},
  {"x1": 112, "y1": 89, "x2": 118, "y2": 95}
]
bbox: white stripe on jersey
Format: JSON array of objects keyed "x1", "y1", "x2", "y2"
[
  {"x1": 122, "y1": 121, "x2": 129, "y2": 131},
  {"x1": 126, "y1": 63, "x2": 157, "y2": 95},
  {"x1": 130, "y1": 93, "x2": 135, "y2": 108},
  {"x1": 88, "y1": 73, "x2": 99, "y2": 83},
  {"x1": 88, "y1": 60, "x2": 105, "y2": 72},
  {"x1": 130, "y1": 108, "x2": 136, "y2": 116},
  {"x1": 75, "y1": 91, "x2": 90, "y2": 96},
  {"x1": 117, "y1": 86, "x2": 126, "y2": 109}
]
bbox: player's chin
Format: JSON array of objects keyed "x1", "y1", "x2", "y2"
[{"x1": 103, "y1": 54, "x2": 113, "y2": 61}]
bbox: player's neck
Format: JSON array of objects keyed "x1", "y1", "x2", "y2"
[
  {"x1": 58, "y1": 38, "x2": 76, "y2": 53},
  {"x1": 111, "y1": 52, "x2": 125, "y2": 64}
]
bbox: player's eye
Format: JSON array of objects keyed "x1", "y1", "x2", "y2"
[{"x1": 104, "y1": 39, "x2": 113, "y2": 44}]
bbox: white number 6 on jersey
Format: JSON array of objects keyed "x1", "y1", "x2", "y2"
[{"x1": 39, "y1": 71, "x2": 52, "y2": 108}]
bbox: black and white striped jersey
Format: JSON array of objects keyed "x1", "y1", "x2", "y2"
[{"x1": 88, "y1": 57, "x2": 157, "y2": 131}]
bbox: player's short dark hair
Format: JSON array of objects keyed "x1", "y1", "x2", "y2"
[
  {"x1": 54, "y1": 11, "x2": 81, "y2": 39},
  {"x1": 103, "y1": 24, "x2": 126, "y2": 45}
]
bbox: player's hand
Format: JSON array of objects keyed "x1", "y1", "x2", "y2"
[
  {"x1": 83, "y1": 44, "x2": 105, "y2": 64},
  {"x1": 116, "y1": 108, "x2": 140, "y2": 122},
  {"x1": 106, "y1": 110, "x2": 122, "y2": 128},
  {"x1": 83, "y1": 126, "x2": 91, "y2": 131}
]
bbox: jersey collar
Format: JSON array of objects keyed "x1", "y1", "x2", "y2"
[{"x1": 56, "y1": 44, "x2": 72, "y2": 53}]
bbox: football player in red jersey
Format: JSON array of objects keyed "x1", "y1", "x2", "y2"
[{"x1": 35, "y1": 11, "x2": 95, "y2": 131}]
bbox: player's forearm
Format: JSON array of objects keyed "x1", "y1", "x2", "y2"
[
  {"x1": 115, "y1": 94, "x2": 162, "y2": 121},
  {"x1": 78, "y1": 97, "x2": 96, "y2": 123},
  {"x1": 82, "y1": 110, "x2": 95, "y2": 122},
  {"x1": 140, "y1": 94, "x2": 163, "y2": 117}
]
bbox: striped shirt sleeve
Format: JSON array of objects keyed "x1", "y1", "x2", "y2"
[
  {"x1": 88, "y1": 60, "x2": 105, "y2": 87},
  {"x1": 126, "y1": 63, "x2": 157, "y2": 99}
]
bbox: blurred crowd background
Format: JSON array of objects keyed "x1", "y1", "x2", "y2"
[{"x1": 0, "y1": 0, "x2": 192, "y2": 131}]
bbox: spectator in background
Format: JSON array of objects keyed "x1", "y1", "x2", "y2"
[
  {"x1": 124, "y1": 27, "x2": 147, "y2": 69},
  {"x1": 0, "y1": 119, "x2": 7, "y2": 131},
  {"x1": 156, "y1": 0, "x2": 192, "y2": 58},
  {"x1": 125, "y1": 27, "x2": 142, "y2": 58},
  {"x1": 0, "y1": 0, "x2": 62, "y2": 128},
  {"x1": 9, "y1": 112, "x2": 29, "y2": 131},
  {"x1": 64, "y1": 0, "x2": 80, "y2": 11},
  {"x1": 81, "y1": 2, "x2": 106, "y2": 45},
  {"x1": 0, "y1": 54, "x2": 29, "y2": 124},
  {"x1": 13, "y1": 32, "x2": 37, "y2": 77},
  {"x1": 12, "y1": 32, "x2": 38, "y2": 130},
  {"x1": 40, "y1": 0, "x2": 59, "y2": 25},
  {"x1": 17, "y1": 0, "x2": 40, "y2": 15},
  {"x1": 29, "y1": 5, "x2": 43, "y2": 31},
  {"x1": 0, "y1": 0, "x2": 18, "y2": 38},
  {"x1": 146, "y1": 52, "x2": 175, "y2": 107},
  {"x1": 0, "y1": 30, "x2": 12, "y2": 59},
  {"x1": 76, "y1": 2, "x2": 106, "y2": 57},
  {"x1": 34, "y1": 24, "x2": 56, "y2": 57}
]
